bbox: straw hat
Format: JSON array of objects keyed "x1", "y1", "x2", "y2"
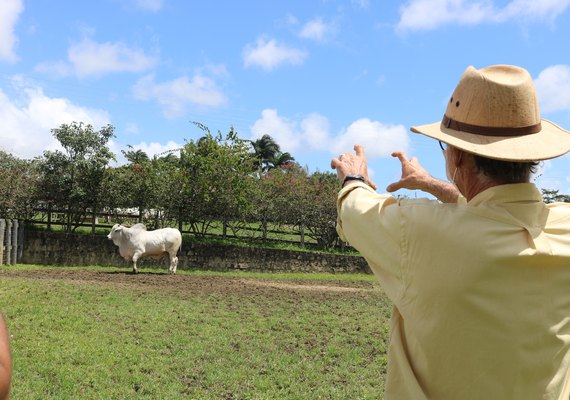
[{"x1": 411, "y1": 64, "x2": 570, "y2": 161}]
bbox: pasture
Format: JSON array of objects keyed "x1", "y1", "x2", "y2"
[{"x1": 1, "y1": 265, "x2": 391, "y2": 399}]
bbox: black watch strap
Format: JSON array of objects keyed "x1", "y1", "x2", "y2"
[{"x1": 343, "y1": 174, "x2": 366, "y2": 186}]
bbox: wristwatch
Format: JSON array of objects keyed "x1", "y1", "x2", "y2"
[{"x1": 343, "y1": 174, "x2": 367, "y2": 186}]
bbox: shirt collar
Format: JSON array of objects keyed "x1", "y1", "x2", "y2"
[{"x1": 467, "y1": 183, "x2": 543, "y2": 207}]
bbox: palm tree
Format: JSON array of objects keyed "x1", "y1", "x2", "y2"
[
  {"x1": 268, "y1": 152, "x2": 295, "y2": 170},
  {"x1": 122, "y1": 146, "x2": 150, "y2": 165},
  {"x1": 156, "y1": 152, "x2": 180, "y2": 166},
  {"x1": 250, "y1": 134, "x2": 281, "y2": 172}
]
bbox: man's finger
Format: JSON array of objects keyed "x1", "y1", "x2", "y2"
[
  {"x1": 354, "y1": 144, "x2": 365, "y2": 158},
  {"x1": 330, "y1": 158, "x2": 340, "y2": 169},
  {"x1": 386, "y1": 181, "x2": 403, "y2": 192},
  {"x1": 391, "y1": 151, "x2": 409, "y2": 164}
]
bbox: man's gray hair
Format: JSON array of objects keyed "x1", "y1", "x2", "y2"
[{"x1": 473, "y1": 156, "x2": 539, "y2": 184}]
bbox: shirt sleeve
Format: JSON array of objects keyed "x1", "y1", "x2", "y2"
[{"x1": 336, "y1": 182, "x2": 405, "y2": 303}]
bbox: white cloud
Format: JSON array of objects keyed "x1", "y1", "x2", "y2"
[
  {"x1": 331, "y1": 118, "x2": 410, "y2": 158},
  {"x1": 0, "y1": 78, "x2": 110, "y2": 159},
  {"x1": 397, "y1": 0, "x2": 494, "y2": 31},
  {"x1": 498, "y1": 0, "x2": 570, "y2": 21},
  {"x1": 250, "y1": 109, "x2": 410, "y2": 158},
  {"x1": 250, "y1": 109, "x2": 299, "y2": 151},
  {"x1": 301, "y1": 113, "x2": 331, "y2": 149},
  {"x1": 397, "y1": 0, "x2": 570, "y2": 32},
  {"x1": 299, "y1": 17, "x2": 335, "y2": 42},
  {"x1": 69, "y1": 38, "x2": 157, "y2": 77},
  {"x1": 243, "y1": 37, "x2": 307, "y2": 70},
  {"x1": 534, "y1": 64, "x2": 570, "y2": 113},
  {"x1": 0, "y1": 0, "x2": 23, "y2": 62},
  {"x1": 133, "y1": 73, "x2": 227, "y2": 118},
  {"x1": 131, "y1": 141, "x2": 182, "y2": 158},
  {"x1": 36, "y1": 37, "x2": 157, "y2": 78},
  {"x1": 110, "y1": 140, "x2": 182, "y2": 166},
  {"x1": 133, "y1": 0, "x2": 164, "y2": 12}
]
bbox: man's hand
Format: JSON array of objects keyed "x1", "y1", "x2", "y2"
[
  {"x1": 331, "y1": 144, "x2": 377, "y2": 190},
  {"x1": 387, "y1": 151, "x2": 460, "y2": 203},
  {"x1": 386, "y1": 151, "x2": 433, "y2": 192}
]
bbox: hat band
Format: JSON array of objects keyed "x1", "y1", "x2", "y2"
[{"x1": 441, "y1": 115, "x2": 542, "y2": 137}]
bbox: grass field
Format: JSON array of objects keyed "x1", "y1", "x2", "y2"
[{"x1": 1, "y1": 265, "x2": 391, "y2": 399}]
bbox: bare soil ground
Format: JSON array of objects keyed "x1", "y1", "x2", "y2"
[{"x1": 0, "y1": 268, "x2": 379, "y2": 300}]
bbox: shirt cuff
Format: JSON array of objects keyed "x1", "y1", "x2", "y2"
[{"x1": 336, "y1": 182, "x2": 377, "y2": 242}]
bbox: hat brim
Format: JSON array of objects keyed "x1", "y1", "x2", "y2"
[{"x1": 411, "y1": 119, "x2": 570, "y2": 161}]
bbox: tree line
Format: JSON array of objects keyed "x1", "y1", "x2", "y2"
[
  {"x1": 3, "y1": 121, "x2": 566, "y2": 250},
  {"x1": 0, "y1": 122, "x2": 341, "y2": 249}
]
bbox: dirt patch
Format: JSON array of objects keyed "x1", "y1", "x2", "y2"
[
  {"x1": 246, "y1": 280, "x2": 369, "y2": 293},
  {"x1": 0, "y1": 268, "x2": 378, "y2": 299}
]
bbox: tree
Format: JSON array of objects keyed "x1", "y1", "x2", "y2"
[
  {"x1": 267, "y1": 151, "x2": 296, "y2": 171},
  {"x1": 253, "y1": 163, "x2": 309, "y2": 243},
  {"x1": 542, "y1": 188, "x2": 570, "y2": 204},
  {"x1": 250, "y1": 134, "x2": 281, "y2": 173},
  {"x1": 303, "y1": 172, "x2": 341, "y2": 249},
  {"x1": 123, "y1": 147, "x2": 150, "y2": 164},
  {"x1": 0, "y1": 151, "x2": 41, "y2": 219},
  {"x1": 121, "y1": 146, "x2": 153, "y2": 223},
  {"x1": 38, "y1": 122, "x2": 115, "y2": 232},
  {"x1": 177, "y1": 124, "x2": 256, "y2": 236}
]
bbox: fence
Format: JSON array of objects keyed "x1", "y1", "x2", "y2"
[
  {"x1": 26, "y1": 209, "x2": 344, "y2": 250},
  {"x1": 0, "y1": 219, "x2": 23, "y2": 265}
]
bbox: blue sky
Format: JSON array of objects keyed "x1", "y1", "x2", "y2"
[{"x1": 1, "y1": 0, "x2": 570, "y2": 195}]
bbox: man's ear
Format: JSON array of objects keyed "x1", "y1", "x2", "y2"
[{"x1": 451, "y1": 147, "x2": 464, "y2": 168}]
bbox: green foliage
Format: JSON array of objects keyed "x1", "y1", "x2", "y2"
[
  {"x1": 37, "y1": 122, "x2": 115, "y2": 231},
  {"x1": 0, "y1": 151, "x2": 41, "y2": 219},
  {"x1": 8, "y1": 120, "x2": 347, "y2": 249},
  {"x1": 177, "y1": 125, "x2": 257, "y2": 236},
  {"x1": 541, "y1": 188, "x2": 570, "y2": 203},
  {"x1": 304, "y1": 171, "x2": 342, "y2": 248},
  {"x1": 250, "y1": 166, "x2": 339, "y2": 248},
  {"x1": 249, "y1": 134, "x2": 296, "y2": 173}
]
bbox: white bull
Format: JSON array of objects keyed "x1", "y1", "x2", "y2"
[{"x1": 107, "y1": 223, "x2": 182, "y2": 274}]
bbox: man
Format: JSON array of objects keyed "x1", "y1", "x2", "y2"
[
  {"x1": 331, "y1": 65, "x2": 570, "y2": 399},
  {"x1": 0, "y1": 314, "x2": 10, "y2": 400}
]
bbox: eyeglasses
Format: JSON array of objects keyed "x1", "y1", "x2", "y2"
[{"x1": 438, "y1": 141, "x2": 447, "y2": 152}]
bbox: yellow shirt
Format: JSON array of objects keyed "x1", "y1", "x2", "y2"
[{"x1": 336, "y1": 182, "x2": 570, "y2": 400}]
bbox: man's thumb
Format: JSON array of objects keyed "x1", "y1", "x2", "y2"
[{"x1": 386, "y1": 181, "x2": 402, "y2": 192}]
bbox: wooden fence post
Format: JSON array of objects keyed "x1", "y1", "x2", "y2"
[
  {"x1": 0, "y1": 219, "x2": 5, "y2": 265},
  {"x1": 17, "y1": 220, "x2": 24, "y2": 263},
  {"x1": 11, "y1": 220, "x2": 19, "y2": 265},
  {"x1": 91, "y1": 209, "x2": 97, "y2": 234},
  {"x1": 5, "y1": 220, "x2": 12, "y2": 265},
  {"x1": 47, "y1": 204, "x2": 52, "y2": 231}
]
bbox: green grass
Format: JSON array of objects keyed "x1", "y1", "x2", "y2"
[{"x1": 1, "y1": 265, "x2": 390, "y2": 399}]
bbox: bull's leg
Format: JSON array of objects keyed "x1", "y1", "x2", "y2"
[
  {"x1": 132, "y1": 252, "x2": 143, "y2": 274},
  {"x1": 169, "y1": 256, "x2": 179, "y2": 274}
]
